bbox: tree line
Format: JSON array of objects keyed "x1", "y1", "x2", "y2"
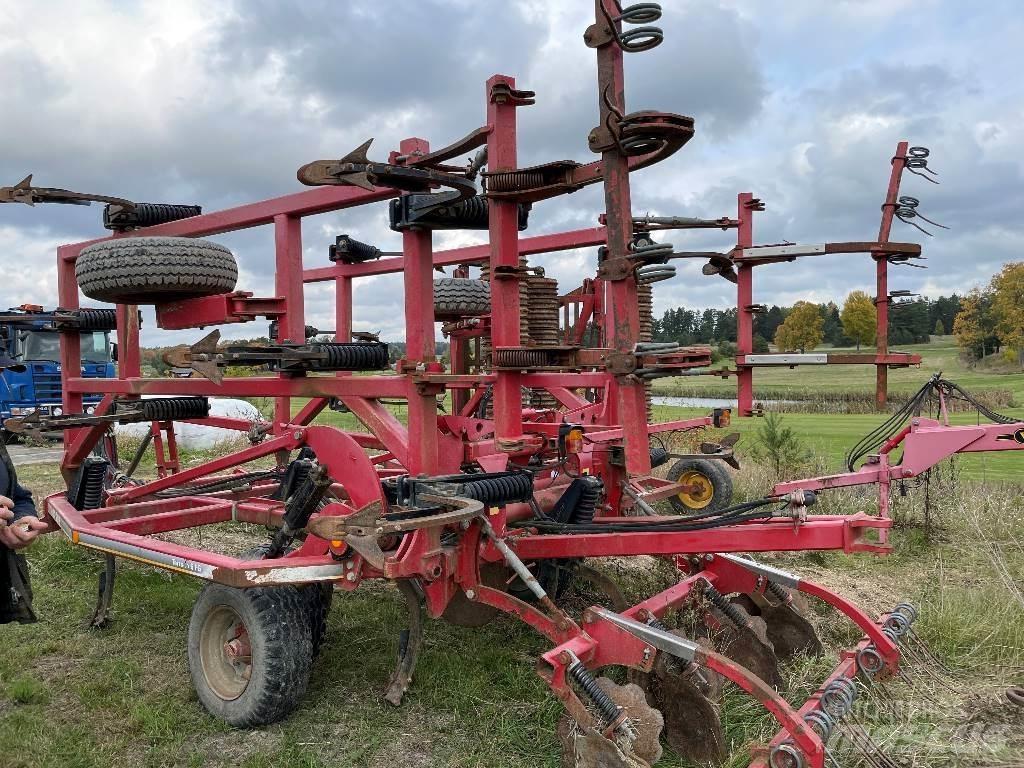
[
  {"x1": 952, "y1": 262, "x2": 1024, "y2": 367},
  {"x1": 652, "y1": 293, "x2": 962, "y2": 352}
]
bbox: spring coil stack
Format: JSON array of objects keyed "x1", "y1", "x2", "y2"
[
  {"x1": 314, "y1": 342, "x2": 390, "y2": 371},
  {"x1": 526, "y1": 273, "x2": 561, "y2": 410},
  {"x1": 637, "y1": 280, "x2": 654, "y2": 420},
  {"x1": 103, "y1": 203, "x2": 202, "y2": 231},
  {"x1": 139, "y1": 397, "x2": 210, "y2": 422},
  {"x1": 75, "y1": 308, "x2": 118, "y2": 331},
  {"x1": 702, "y1": 581, "x2": 751, "y2": 629},
  {"x1": 458, "y1": 472, "x2": 535, "y2": 507},
  {"x1": 480, "y1": 259, "x2": 533, "y2": 416}
]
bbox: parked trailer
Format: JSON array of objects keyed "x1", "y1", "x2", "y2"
[{"x1": 21, "y1": 4, "x2": 1024, "y2": 767}]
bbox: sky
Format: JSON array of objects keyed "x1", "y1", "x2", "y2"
[{"x1": 1, "y1": 0, "x2": 1021, "y2": 346}]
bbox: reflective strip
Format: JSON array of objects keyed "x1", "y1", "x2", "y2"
[
  {"x1": 741, "y1": 243, "x2": 826, "y2": 258},
  {"x1": 717, "y1": 553, "x2": 801, "y2": 589},
  {"x1": 743, "y1": 354, "x2": 827, "y2": 365}
]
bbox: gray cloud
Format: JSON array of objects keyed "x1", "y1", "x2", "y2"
[{"x1": 0, "y1": 0, "x2": 1019, "y2": 350}]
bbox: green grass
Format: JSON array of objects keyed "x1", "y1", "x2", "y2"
[
  {"x1": 4, "y1": 454, "x2": 1022, "y2": 767},
  {"x1": 654, "y1": 337, "x2": 1024, "y2": 403}
]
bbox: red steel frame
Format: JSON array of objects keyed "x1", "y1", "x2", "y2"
[
  {"x1": 733, "y1": 141, "x2": 923, "y2": 417},
  {"x1": 38, "y1": 8, "x2": 1020, "y2": 766}
]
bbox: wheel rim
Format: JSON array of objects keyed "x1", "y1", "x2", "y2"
[
  {"x1": 677, "y1": 470, "x2": 714, "y2": 509},
  {"x1": 199, "y1": 604, "x2": 252, "y2": 701}
]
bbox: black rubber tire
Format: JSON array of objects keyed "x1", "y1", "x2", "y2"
[
  {"x1": 187, "y1": 582, "x2": 312, "y2": 727},
  {"x1": 238, "y1": 544, "x2": 333, "y2": 658},
  {"x1": 76, "y1": 236, "x2": 238, "y2": 304},
  {"x1": 666, "y1": 458, "x2": 733, "y2": 515},
  {"x1": 433, "y1": 278, "x2": 490, "y2": 318}
]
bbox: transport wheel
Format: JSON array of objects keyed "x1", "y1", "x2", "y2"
[
  {"x1": 239, "y1": 544, "x2": 333, "y2": 658},
  {"x1": 188, "y1": 582, "x2": 312, "y2": 727},
  {"x1": 76, "y1": 236, "x2": 238, "y2": 304},
  {"x1": 666, "y1": 458, "x2": 733, "y2": 514},
  {"x1": 433, "y1": 278, "x2": 490, "y2": 318}
]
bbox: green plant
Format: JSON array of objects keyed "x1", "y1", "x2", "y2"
[{"x1": 749, "y1": 412, "x2": 810, "y2": 480}]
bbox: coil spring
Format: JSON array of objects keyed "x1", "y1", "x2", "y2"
[
  {"x1": 702, "y1": 581, "x2": 750, "y2": 629},
  {"x1": 631, "y1": 240, "x2": 674, "y2": 261},
  {"x1": 493, "y1": 348, "x2": 554, "y2": 369},
  {"x1": 573, "y1": 476, "x2": 603, "y2": 523},
  {"x1": 892, "y1": 602, "x2": 918, "y2": 623},
  {"x1": 803, "y1": 709, "x2": 835, "y2": 741},
  {"x1": 856, "y1": 645, "x2": 885, "y2": 676},
  {"x1": 610, "y1": 2, "x2": 664, "y2": 52},
  {"x1": 636, "y1": 264, "x2": 675, "y2": 284},
  {"x1": 486, "y1": 169, "x2": 545, "y2": 193},
  {"x1": 460, "y1": 472, "x2": 535, "y2": 506},
  {"x1": 438, "y1": 196, "x2": 490, "y2": 227},
  {"x1": 766, "y1": 580, "x2": 792, "y2": 605},
  {"x1": 140, "y1": 396, "x2": 209, "y2": 421},
  {"x1": 80, "y1": 460, "x2": 107, "y2": 511},
  {"x1": 330, "y1": 234, "x2": 381, "y2": 263},
  {"x1": 568, "y1": 660, "x2": 622, "y2": 727},
  {"x1": 894, "y1": 195, "x2": 948, "y2": 237},
  {"x1": 821, "y1": 676, "x2": 857, "y2": 718},
  {"x1": 103, "y1": 202, "x2": 201, "y2": 230},
  {"x1": 75, "y1": 308, "x2": 118, "y2": 331},
  {"x1": 317, "y1": 342, "x2": 389, "y2": 371},
  {"x1": 904, "y1": 146, "x2": 939, "y2": 183}
]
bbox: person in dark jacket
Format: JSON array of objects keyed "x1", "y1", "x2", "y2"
[{"x1": 0, "y1": 352, "x2": 46, "y2": 623}]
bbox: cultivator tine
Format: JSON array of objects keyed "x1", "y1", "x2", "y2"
[
  {"x1": 0, "y1": 173, "x2": 135, "y2": 208},
  {"x1": 702, "y1": 580, "x2": 783, "y2": 688},
  {"x1": 384, "y1": 579, "x2": 424, "y2": 707},
  {"x1": 163, "y1": 329, "x2": 222, "y2": 382},
  {"x1": 87, "y1": 554, "x2": 117, "y2": 630}
]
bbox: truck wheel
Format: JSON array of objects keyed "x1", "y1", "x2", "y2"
[
  {"x1": 188, "y1": 582, "x2": 312, "y2": 727},
  {"x1": 76, "y1": 236, "x2": 238, "y2": 304},
  {"x1": 238, "y1": 544, "x2": 333, "y2": 658},
  {"x1": 666, "y1": 458, "x2": 733, "y2": 514},
  {"x1": 433, "y1": 278, "x2": 490, "y2": 318}
]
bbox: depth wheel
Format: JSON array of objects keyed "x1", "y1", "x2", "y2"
[
  {"x1": 188, "y1": 582, "x2": 312, "y2": 727},
  {"x1": 666, "y1": 458, "x2": 733, "y2": 514},
  {"x1": 238, "y1": 544, "x2": 334, "y2": 658}
]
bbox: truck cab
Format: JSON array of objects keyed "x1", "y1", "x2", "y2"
[{"x1": 0, "y1": 306, "x2": 116, "y2": 439}]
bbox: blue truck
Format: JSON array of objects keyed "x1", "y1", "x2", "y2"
[{"x1": 0, "y1": 305, "x2": 118, "y2": 440}]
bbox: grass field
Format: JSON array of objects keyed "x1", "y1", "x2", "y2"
[
  {"x1": 654, "y1": 337, "x2": 1024, "y2": 403},
  {"x1": 1, "y1": 337, "x2": 1021, "y2": 767}
]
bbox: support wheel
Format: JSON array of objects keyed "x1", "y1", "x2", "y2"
[
  {"x1": 76, "y1": 236, "x2": 238, "y2": 304},
  {"x1": 239, "y1": 544, "x2": 333, "y2": 658},
  {"x1": 188, "y1": 582, "x2": 312, "y2": 727},
  {"x1": 666, "y1": 458, "x2": 733, "y2": 514},
  {"x1": 433, "y1": 278, "x2": 490, "y2": 318}
]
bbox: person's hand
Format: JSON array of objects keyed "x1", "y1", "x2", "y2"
[{"x1": 0, "y1": 505, "x2": 46, "y2": 550}]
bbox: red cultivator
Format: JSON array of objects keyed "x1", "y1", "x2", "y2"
[{"x1": 26, "y1": 3, "x2": 1024, "y2": 767}]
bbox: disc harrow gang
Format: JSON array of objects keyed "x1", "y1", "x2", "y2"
[{"x1": 32, "y1": 3, "x2": 1023, "y2": 768}]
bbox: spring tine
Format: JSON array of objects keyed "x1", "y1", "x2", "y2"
[{"x1": 908, "y1": 629, "x2": 955, "y2": 674}]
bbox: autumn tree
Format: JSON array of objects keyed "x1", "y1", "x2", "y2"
[
  {"x1": 840, "y1": 290, "x2": 876, "y2": 351},
  {"x1": 953, "y1": 288, "x2": 999, "y2": 361},
  {"x1": 991, "y1": 262, "x2": 1024, "y2": 368},
  {"x1": 774, "y1": 301, "x2": 823, "y2": 352}
]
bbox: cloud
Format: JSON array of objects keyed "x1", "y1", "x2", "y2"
[{"x1": 0, "y1": 0, "x2": 1020, "y2": 351}]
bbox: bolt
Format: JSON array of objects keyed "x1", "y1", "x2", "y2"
[
  {"x1": 582, "y1": 609, "x2": 596, "y2": 624},
  {"x1": 705, "y1": 554, "x2": 714, "y2": 562},
  {"x1": 465, "y1": 589, "x2": 476, "y2": 600},
  {"x1": 346, "y1": 572, "x2": 357, "y2": 582},
  {"x1": 293, "y1": 430, "x2": 302, "y2": 440}
]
